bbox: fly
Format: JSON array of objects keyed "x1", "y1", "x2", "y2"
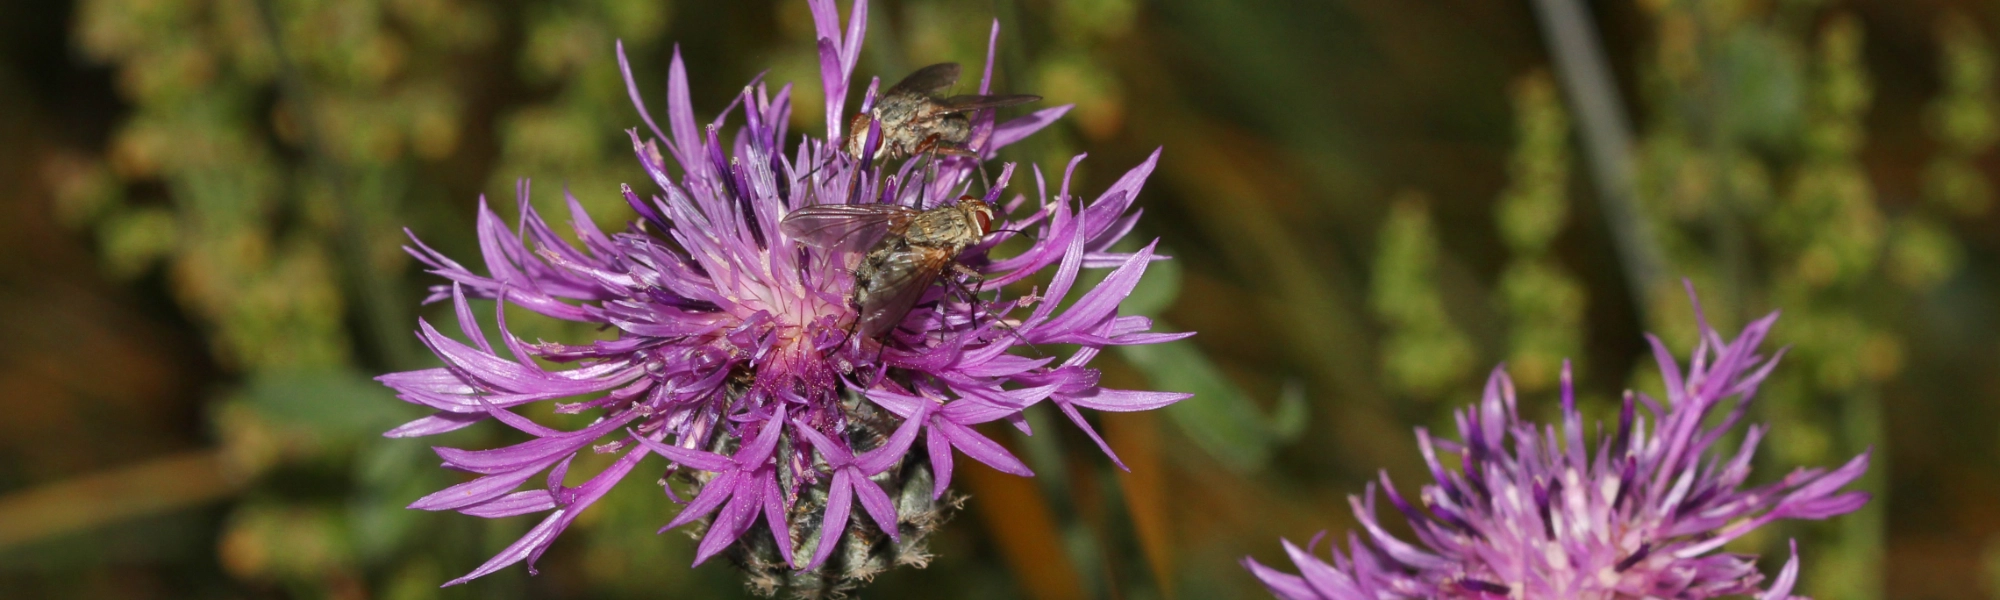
[
  {"x1": 847, "y1": 62, "x2": 1040, "y2": 162},
  {"x1": 780, "y1": 196, "x2": 997, "y2": 340}
]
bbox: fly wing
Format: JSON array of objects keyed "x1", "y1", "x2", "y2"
[
  {"x1": 886, "y1": 63, "x2": 962, "y2": 98},
  {"x1": 780, "y1": 204, "x2": 917, "y2": 254},
  {"x1": 856, "y1": 248, "x2": 952, "y2": 339},
  {"x1": 937, "y1": 94, "x2": 1042, "y2": 114}
]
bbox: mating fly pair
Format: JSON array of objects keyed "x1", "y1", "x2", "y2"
[
  {"x1": 780, "y1": 63, "x2": 1040, "y2": 348},
  {"x1": 781, "y1": 196, "x2": 1010, "y2": 346}
]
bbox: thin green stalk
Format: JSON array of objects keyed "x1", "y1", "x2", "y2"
[{"x1": 1529, "y1": 0, "x2": 1668, "y2": 320}]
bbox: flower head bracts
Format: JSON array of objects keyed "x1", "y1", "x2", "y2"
[
  {"x1": 1244, "y1": 287, "x2": 1869, "y2": 599},
  {"x1": 379, "y1": 0, "x2": 1190, "y2": 587}
]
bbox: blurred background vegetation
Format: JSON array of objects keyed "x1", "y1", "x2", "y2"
[{"x1": 1, "y1": 0, "x2": 1997, "y2": 598}]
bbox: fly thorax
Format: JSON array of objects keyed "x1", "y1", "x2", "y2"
[{"x1": 903, "y1": 212, "x2": 969, "y2": 248}]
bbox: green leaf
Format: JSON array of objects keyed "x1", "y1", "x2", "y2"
[
  {"x1": 1269, "y1": 378, "x2": 1308, "y2": 442},
  {"x1": 241, "y1": 367, "x2": 413, "y2": 442},
  {"x1": 1117, "y1": 333, "x2": 1302, "y2": 472}
]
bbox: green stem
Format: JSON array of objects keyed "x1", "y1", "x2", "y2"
[{"x1": 1529, "y1": 0, "x2": 1669, "y2": 320}]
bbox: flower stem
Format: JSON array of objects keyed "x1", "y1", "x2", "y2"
[{"x1": 1528, "y1": 0, "x2": 1668, "y2": 320}]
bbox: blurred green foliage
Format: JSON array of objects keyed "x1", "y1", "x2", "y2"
[
  {"x1": 1925, "y1": 12, "x2": 1998, "y2": 219},
  {"x1": 1494, "y1": 72, "x2": 1588, "y2": 395},
  {"x1": 58, "y1": 0, "x2": 683, "y2": 595},
  {"x1": 1370, "y1": 193, "x2": 1477, "y2": 400},
  {"x1": 1118, "y1": 248, "x2": 1308, "y2": 471}
]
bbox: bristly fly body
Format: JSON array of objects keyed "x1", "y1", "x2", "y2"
[
  {"x1": 847, "y1": 63, "x2": 1040, "y2": 161},
  {"x1": 780, "y1": 196, "x2": 998, "y2": 340}
]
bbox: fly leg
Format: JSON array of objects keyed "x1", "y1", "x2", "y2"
[
  {"x1": 909, "y1": 136, "x2": 949, "y2": 208},
  {"x1": 952, "y1": 264, "x2": 1041, "y2": 355},
  {"x1": 951, "y1": 262, "x2": 985, "y2": 294},
  {"x1": 943, "y1": 264, "x2": 985, "y2": 331},
  {"x1": 917, "y1": 133, "x2": 980, "y2": 170}
]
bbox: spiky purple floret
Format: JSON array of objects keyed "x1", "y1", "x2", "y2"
[
  {"x1": 1244, "y1": 286, "x2": 1868, "y2": 599},
  {"x1": 379, "y1": 0, "x2": 1189, "y2": 586}
]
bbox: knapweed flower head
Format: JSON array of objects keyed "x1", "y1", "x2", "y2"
[
  {"x1": 378, "y1": 0, "x2": 1189, "y2": 594},
  {"x1": 1245, "y1": 286, "x2": 1870, "y2": 599}
]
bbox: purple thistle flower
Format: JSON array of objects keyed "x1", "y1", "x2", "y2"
[
  {"x1": 378, "y1": 0, "x2": 1190, "y2": 592},
  {"x1": 1244, "y1": 286, "x2": 1869, "y2": 599}
]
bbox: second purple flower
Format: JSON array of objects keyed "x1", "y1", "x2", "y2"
[{"x1": 1246, "y1": 287, "x2": 1871, "y2": 599}]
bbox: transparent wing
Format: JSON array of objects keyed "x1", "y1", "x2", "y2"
[
  {"x1": 937, "y1": 94, "x2": 1042, "y2": 114},
  {"x1": 780, "y1": 204, "x2": 917, "y2": 254},
  {"x1": 856, "y1": 248, "x2": 951, "y2": 339},
  {"x1": 886, "y1": 63, "x2": 962, "y2": 98}
]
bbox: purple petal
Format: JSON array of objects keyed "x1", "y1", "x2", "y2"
[
  {"x1": 384, "y1": 412, "x2": 484, "y2": 438},
  {"x1": 852, "y1": 474, "x2": 900, "y2": 543},
  {"x1": 1757, "y1": 540, "x2": 1801, "y2": 600},
  {"x1": 1062, "y1": 388, "x2": 1191, "y2": 412},
  {"x1": 1242, "y1": 555, "x2": 1321, "y2": 600},
  {"x1": 1100, "y1": 331, "x2": 1196, "y2": 346},
  {"x1": 806, "y1": 469, "x2": 855, "y2": 570},
  {"x1": 1346, "y1": 493, "x2": 1450, "y2": 570},
  {"x1": 940, "y1": 395, "x2": 1024, "y2": 425},
  {"x1": 433, "y1": 412, "x2": 633, "y2": 474},
  {"x1": 414, "y1": 320, "x2": 630, "y2": 396},
  {"x1": 412, "y1": 463, "x2": 548, "y2": 511},
  {"x1": 988, "y1": 105, "x2": 1073, "y2": 154},
  {"x1": 1081, "y1": 148, "x2": 1160, "y2": 243},
  {"x1": 936, "y1": 419, "x2": 1033, "y2": 477},
  {"x1": 444, "y1": 445, "x2": 648, "y2": 586},
  {"x1": 692, "y1": 478, "x2": 762, "y2": 566},
  {"x1": 807, "y1": 0, "x2": 841, "y2": 48},
  {"x1": 734, "y1": 405, "x2": 788, "y2": 466},
  {"x1": 616, "y1": 40, "x2": 668, "y2": 145},
  {"x1": 450, "y1": 284, "x2": 493, "y2": 355},
  {"x1": 1281, "y1": 537, "x2": 1365, "y2": 598},
  {"x1": 1780, "y1": 450, "x2": 1872, "y2": 509},
  {"x1": 460, "y1": 490, "x2": 559, "y2": 519},
  {"x1": 628, "y1": 430, "x2": 735, "y2": 472},
  {"x1": 926, "y1": 421, "x2": 954, "y2": 499},
  {"x1": 1027, "y1": 204, "x2": 1088, "y2": 323},
  {"x1": 1054, "y1": 400, "x2": 1125, "y2": 471},
  {"x1": 666, "y1": 46, "x2": 704, "y2": 179},
  {"x1": 816, "y1": 38, "x2": 847, "y2": 140},
  {"x1": 760, "y1": 474, "x2": 795, "y2": 567},
  {"x1": 662, "y1": 470, "x2": 741, "y2": 532},
  {"x1": 1038, "y1": 242, "x2": 1157, "y2": 336},
  {"x1": 1646, "y1": 333, "x2": 1687, "y2": 406},
  {"x1": 809, "y1": 0, "x2": 866, "y2": 139},
  {"x1": 473, "y1": 402, "x2": 562, "y2": 438},
  {"x1": 441, "y1": 507, "x2": 568, "y2": 586},
  {"x1": 378, "y1": 367, "x2": 474, "y2": 395},
  {"x1": 840, "y1": 0, "x2": 867, "y2": 83},
  {"x1": 855, "y1": 404, "x2": 927, "y2": 474},
  {"x1": 864, "y1": 386, "x2": 931, "y2": 418},
  {"x1": 794, "y1": 422, "x2": 856, "y2": 464}
]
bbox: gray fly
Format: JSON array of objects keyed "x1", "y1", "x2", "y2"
[
  {"x1": 780, "y1": 196, "x2": 998, "y2": 340},
  {"x1": 846, "y1": 63, "x2": 1040, "y2": 162}
]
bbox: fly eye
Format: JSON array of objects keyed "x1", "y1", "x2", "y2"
[{"x1": 973, "y1": 206, "x2": 994, "y2": 235}]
